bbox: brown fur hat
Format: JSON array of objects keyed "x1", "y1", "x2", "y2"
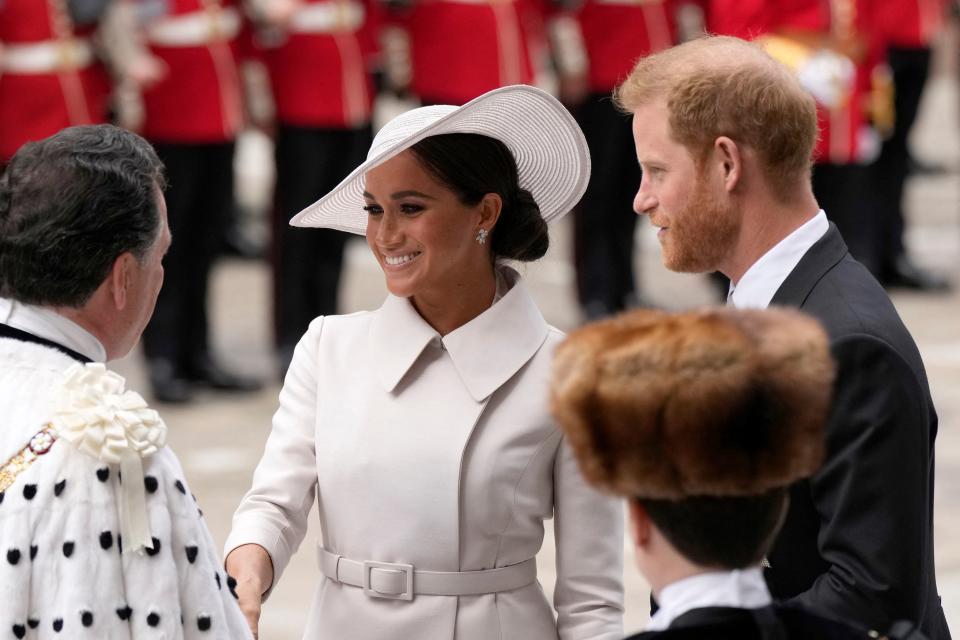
[{"x1": 550, "y1": 306, "x2": 835, "y2": 500}]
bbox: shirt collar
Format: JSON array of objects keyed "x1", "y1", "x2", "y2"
[
  {"x1": 369, "y1": 267, "x2": 549, "y2": 401},
  {"x1": 728, "y1": 210, "x2": 829, "y2": 309},
  {"x1": 0, "y1": 297, "x2": 107, "y2": 363},
  {"x1": 646, "y1": 567, "x2": 772, "y2": 632}
]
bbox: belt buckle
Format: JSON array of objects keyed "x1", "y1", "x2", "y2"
[{"x1": 362, "y1": 560, "x2": 414, "y2": 601}]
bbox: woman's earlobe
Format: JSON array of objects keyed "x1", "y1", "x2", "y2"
[{"x1": 480, "y1": 193, "x2": 503, "y2": 228}]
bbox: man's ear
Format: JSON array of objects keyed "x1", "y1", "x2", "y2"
[
  {"x1": 629, "y1": 500, "x2": 652, "y2": 550},
  {"x1": 108, "y1": 252, "x2": 135, "y2": 311},
  {"x1": 714, "y1": 136, "x2": 743, "y2": 193}
]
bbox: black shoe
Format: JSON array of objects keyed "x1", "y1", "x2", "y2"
[
  {"x1": 907, "y1": 155, "x2": 950, "y2": 177},
  {"x1": 149, "y1": 359, "x2": 193, "y2": 404},
  {"x1": 182, "y1": 358, "x2": 263, "y2": 393},
  {"x1": 882, "y1": 255, "x2": 952, "y2": 292},
  {"x1": 220, "y1": 226, "x2": 264, "y2": 260}
]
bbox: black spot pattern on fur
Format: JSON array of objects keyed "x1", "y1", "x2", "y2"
[
  {"x1": 22, "y1": 485, "x2": 36, "y2": 500},
  {"x1": 99, "y1": 531, "x2": 113, "y2": 550},
  {"x1": 62, "y1": 542, "x2": 74, "y2": 558},
  {"x1": 214, "y1": 572, "x2": 221, "y2": 590},
  {"x1": 96, "y1": 468, "x2": 109, "y2": 482},
  {"x1": 54, "y1": 479, "x2": 66, "y2": 497},
  {"x1": 197, "y1": 615, "x2": 212, "y2": 631},
  {"x1": 26, "y1": 620, "x2": 38, "y2": 629},
  {"x1": 226, "y1": 575, "x2": 239, "y2": 600},
  {"x1": 80, "y1": 611, "x2": 93, "y2": 627},
  {"x1": 185, "y1": 546, "x2": 198, "y2": 564},
  {"x1": 116, "y1": 606, "x2": 132, "y2": 621},
  {"x1": 145, "y1": 537, "x2": 161, "y2": 556},
  {"x1": 146, "y1": 612, "x2": 161, "y2": 627},
  {"x1": 29, "y1": 545, "x2": 36, "y2": 561},
  {"x1": 7, "y1": 548, "x2": 20, "y2": 565},
  {"x1": 174, "y1": 480, "x2": 186, "y2": 495},
  {"x1": 52, "y1": 618, "x2": 63, "y2": 632},
  {"x1": 144, "y1": 476, "x2": 158, "y2": 493},
  {"x1": 12, "y1": 624, "x2": 25, "y2": 638}
]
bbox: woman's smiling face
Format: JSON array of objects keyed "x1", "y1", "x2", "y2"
[{"x1": 363, "y1": 150, "x2": 492, "y2": 302}]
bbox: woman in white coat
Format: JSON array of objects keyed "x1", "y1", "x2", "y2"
[{"x1": 224, "y1": 85, "x2": 625, "y2": 640}]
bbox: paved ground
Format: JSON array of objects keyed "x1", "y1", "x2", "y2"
[{"x1": 112, "y1": 45, "x2": 960, "y2": 638}]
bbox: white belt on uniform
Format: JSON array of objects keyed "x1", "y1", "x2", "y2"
[
  {"x1": 288, "y1": 1, "x2": 365, "y2": 34},
  {"x1": 318, "y1": 546, "x2": 537, "y2": 601},
  {"x1": 431, "y1": 0, "x2": 516, "y2": 6},
  {"x1": 0, "y1": 39, "x2": 94, "y2": 73},
  {"x1": 146, "y1": 7, "x2": 241, "y2": 46}
]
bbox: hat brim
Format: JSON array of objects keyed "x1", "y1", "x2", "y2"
[{"x1": 289, "y1": 85, "x2": 592, "y2": 234}]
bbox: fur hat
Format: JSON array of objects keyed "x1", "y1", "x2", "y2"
[{"x1": 550, "y1": 307, "x2": 835, "y2": 500}]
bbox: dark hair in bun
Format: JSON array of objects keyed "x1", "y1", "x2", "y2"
[{"x1": 409, "y1": 133, "x2": 549, "y2": 262}]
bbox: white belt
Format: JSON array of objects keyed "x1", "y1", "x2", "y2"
[
  {"x1": 288, "y1": 1, "x2": 365, "y2": 34},
  {"x1": 0, "y1": 39, "x2": 94, "y2": 73},
  {"x1": 147, "y1": 7, "x2": 241, "y2": 46},
  {"x1": 318, "y1": 546, "x2": 536, "y2": 601},
  {"x1": 590, "y1": 0, "x2": 664, "y2": 5},
  {"x1": 433, "y1": 0, "x2": 517, "y2": 6}
]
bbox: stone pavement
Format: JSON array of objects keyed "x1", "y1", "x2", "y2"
[{"x1": 113, "y1": 61, "x2": 960, "y2": 640}]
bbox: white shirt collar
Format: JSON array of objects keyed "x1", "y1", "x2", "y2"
[
  {"x1": 647, "y1": 567, "x2": 773, "y2": 631},
  {"x1": 369, "y1": 266, "x2": 550, "y2": 401},
  {"x1": 0, "y1": 297, "x2": 107, "y2": 363},
  {"x1": 728, "y1": 211, "x2": 829, "y2": 309}
]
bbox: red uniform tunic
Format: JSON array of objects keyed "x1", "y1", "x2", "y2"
[
  {"x1": 401, "y1": 0, "x2": 538, "y2": 105},
  {"x1": 575, "y1": 0, "x2": 675, "y2": 92},
  {"x1": 139, "y1": 0, "x2": 244, "y2": 143},
  {"x1": 257, "y1": 0, "x2": 377, "y2": 128},
  {"x1": 874, "y1": 0, "x2": 944, "y2": 48},
  {"x1": 0, "y1": 0, "x2": 110, "y2": 161},
  {"x1": 705, "y1": 0, "x2": 877, "y2": 164}
]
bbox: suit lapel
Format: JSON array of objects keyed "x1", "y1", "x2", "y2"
[{"x1": 769, "y1": 224, "x2": 849, "y2": 308}]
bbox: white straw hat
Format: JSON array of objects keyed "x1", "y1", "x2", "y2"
[{"x1": 290, "y1": 85, "x2": 592, "y2": 234}]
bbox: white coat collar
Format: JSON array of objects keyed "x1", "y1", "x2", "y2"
[
  {"x1": 370, "y1": 267, "x2": 550, "y2": 401},
  {"x1": 0, "y1": 297, "x2": 107, "y2": 363}
]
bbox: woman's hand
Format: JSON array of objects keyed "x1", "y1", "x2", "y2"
[{"x1": 225, "y1": 543, "x2": 275, "y2": 639}]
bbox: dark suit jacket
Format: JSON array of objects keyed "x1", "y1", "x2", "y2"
[
  {"x1": 764, "y1": 224, "x2": 949, "y2": 639},
  {"x1": 626, "y1": 604, "x2": 878, "y2": 639}
]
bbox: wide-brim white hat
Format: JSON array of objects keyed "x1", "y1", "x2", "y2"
[{"x1": 290, "y1": 85, "x2": 591, "y2": 234}]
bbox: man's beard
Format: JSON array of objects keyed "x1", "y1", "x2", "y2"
[{"x1": 659, "y1": 173, "x2": 739, "y2": 274}]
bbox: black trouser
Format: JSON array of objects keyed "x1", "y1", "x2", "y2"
[
  {"x1": 813, "y1": 162, "x2": 879, "y2": 276},
  {"x1": 272, "y1": 125, "x2": 371, "y2": 360},
  {"x1": 142, "y1": 141, "x2": 234, "y2": 372},
  {"x1": 869, "y1": 46, "x2": 932, "y2": 271},
  {"x1": 572, "y1": 93, "x2": 642, "y2": 316}
]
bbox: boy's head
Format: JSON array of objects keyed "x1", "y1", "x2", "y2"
[{"x1": 550, "y1": 307, "x2": 834, "y2": 579}]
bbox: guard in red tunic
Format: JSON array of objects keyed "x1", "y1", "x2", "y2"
[
  {"x1": 134, "y1": 0, "x2": 260, "y2": 402},
  {"x1": 869, "y1": 0, "x2": 950, "y2": 290},
  {"x1": 706, "y1": 0, "x2": 886, "y2": 276},
  {"x1": 552, "y1": 0, "x2": 676, "y2": 318},
  {"x1": 248, "y1": 0, "x2": 378, "y2": 372},
  {"x1": 0, "y1": 0, "x2": 111, "y2": 164},
  {"x1": 386, "y1": 0, "x2": 539, "y2": 106}
]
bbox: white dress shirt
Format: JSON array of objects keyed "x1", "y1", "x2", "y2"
[
  {"x1": 0, "y1": 297, "x2": 106, "y2": 362},
  {"x1": 728, "y1": 211, "x2": 829, "y2": 309},
  {"x1": 646, "y1": 567, "x2": 773, "y2": 631}
]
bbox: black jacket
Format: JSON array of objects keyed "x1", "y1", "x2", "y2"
[
  {"x1": 627, "y1": 604, "x2": 927, "y2": 640},
  {"x1": 764, "y1": 224, "x2": 949, "y2": 639}
]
